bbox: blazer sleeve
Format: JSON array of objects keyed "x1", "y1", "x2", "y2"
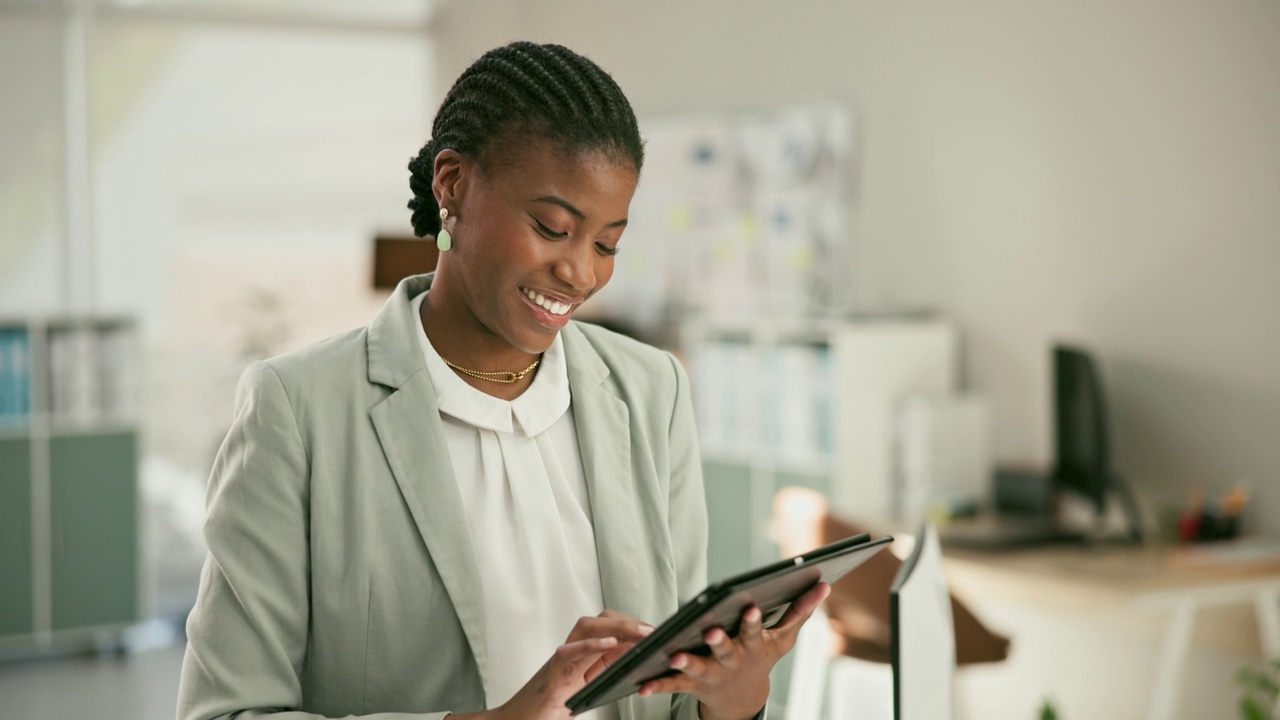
[
  {"x1": 664, "y1": 354, "x2": 766, "y2": 720},
  {"x1": 176, "y1": 361, "x2": 449, "y2": 720}
]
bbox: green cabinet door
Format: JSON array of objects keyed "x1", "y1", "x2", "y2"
[
  {"x1": 703, "y1": 459, "x2": 755, "y2": 581},
  {"x1": 49, "y1": 432, "x2": 138, "y2": 631},
  {"x1": 0, "y1": 437, "x2": 33, "y2": 637}
]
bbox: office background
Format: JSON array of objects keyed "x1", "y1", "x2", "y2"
[
  {"x1": 1, "y1": 1, "x2": 1278, "y2": 719},
  {"x1": 431, "y1": 0, "x2": 1280, "y2": 536}
]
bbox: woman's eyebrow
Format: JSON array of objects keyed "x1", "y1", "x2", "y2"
[{"x1": 533, "y1": 196, "x2": 628, "y2": 228}]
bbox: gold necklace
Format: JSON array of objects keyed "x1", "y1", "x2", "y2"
[{"x1": 441, "y1": 356, "x2": 540, "y2": 384}]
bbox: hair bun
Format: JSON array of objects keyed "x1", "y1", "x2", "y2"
[{"x1": 407, "y1": 140, "x2": 440, "y2": 237}]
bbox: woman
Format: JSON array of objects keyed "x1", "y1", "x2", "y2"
[{"x1": 177, "y1": 41, "x2": 827, "y2": 720}]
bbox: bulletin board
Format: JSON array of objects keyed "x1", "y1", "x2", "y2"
[{"x1": 594, "y1": 103, "x2": 856, "y2": 330}]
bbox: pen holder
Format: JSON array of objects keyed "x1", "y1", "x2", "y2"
[{"x1": 1177, "y1": 509, "x2": 1240, "y2": 543}]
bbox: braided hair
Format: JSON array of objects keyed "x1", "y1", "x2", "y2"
[{"x1": 407, "y1": 41, "x2": 644, "y2": 237}]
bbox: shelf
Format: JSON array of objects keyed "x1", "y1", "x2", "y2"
[
  {"x1": 0, "y1": 421, "x2": 32, "y2": 439},
  {"x1": 683, "y1": 315, "x2": 960, "y2": 572},
  {"x1": 49, "y1": 420, "x2": 139, "y2": 437},
  {"x1": 702, "y1": 450, "x2": 834, "y2": 479},
  {"x1": 0, "y1": 314, "x2": 140, "y2": 647}
]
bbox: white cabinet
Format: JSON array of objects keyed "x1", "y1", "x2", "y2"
[{"x1": 681, "y1": 316, "x2": 958, "y2": 577}]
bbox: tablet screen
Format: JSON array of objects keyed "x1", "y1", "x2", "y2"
[{"x1": 567, "y1": 533, "x2": 893, "y2": 714}]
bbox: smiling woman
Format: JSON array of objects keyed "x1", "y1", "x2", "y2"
[
  {"x1": 421, "y1": 140, "x2": 636, "y2": 390},
  {"x1": 177, "y1": 41, "x2": 825, "y2": 720},
  {"x1": 405, "y1": 42, "x2": 643, "y2": 398}
]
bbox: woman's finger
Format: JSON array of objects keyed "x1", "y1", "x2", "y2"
[
  {"x1": 669, "y1": 650, "x2": 718, "y2": 680},
  {"x1": 704, "y1": 627, "x2": 736, "y2": 664},
  {"x1": 566, "y1": 614, "x2": 655, "y2": 644},
  {"x1": 551, "y1": 636, "x2": 618, "y2": 676},
  {"x1": 738, "y1": 605, "x2": 764, "y2": 651},
  {"x1": 584, "y1": 641, "x2": 636, "y2": 683},
  {"x1": 771, "y1": 582, "x2": 831, "y2": 636},
  {"x1": 638, "y1": 672, "x2": 698, "y2": 698}
]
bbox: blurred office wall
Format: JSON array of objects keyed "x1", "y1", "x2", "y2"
[
  {"x1": 434, "y1": 0, "x2": 1280, "y2": 535},
  {"x1": 0, "y1": 11, "x2": 66, "y2": 312},
  {"x1": 1, "y1": 17, "x2": 431, "y2": 474},
  {"x1": 93, "y1": 26, "x2": 430, "y2": 473},
  {"x1": 0, "y1": 9, "x2": 433, "y2": 613}
]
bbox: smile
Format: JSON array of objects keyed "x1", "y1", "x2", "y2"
[{"x1": 521, "y1": 287, "x2": 573, "y2": 316}]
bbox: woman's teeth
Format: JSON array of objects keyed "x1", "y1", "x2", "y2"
[{"x1": 523, "y1": 288, "x2": 571, "y2": 316}]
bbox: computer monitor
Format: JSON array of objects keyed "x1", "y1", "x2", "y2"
[
  {"x1": 1052, "y1": 346, "x2": 1111, "y2": 512},
  {"x1": 890, "y1": 524, "x2": 955, "y2": 720},
  {"x1": 1052, "y1": 345, "x2": 1142, "y2": 541}
]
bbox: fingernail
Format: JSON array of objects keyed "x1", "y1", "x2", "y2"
[
  {"x1": 748, "y1": 607, "x2": 762, "y2": 622},
  {"x1": 671, "y1": 655, "x2": 687, "y2": 669},
  {"x1": 601, "y1": 637, "x2": 618, "y2": 646},
  {"x1": 639, "y1": 624, "x2": 655, "y2": 635}
]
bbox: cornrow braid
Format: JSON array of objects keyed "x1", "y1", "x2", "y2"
[{"x1": 407, "y1": 41, "x2": 644, "y2": 238}]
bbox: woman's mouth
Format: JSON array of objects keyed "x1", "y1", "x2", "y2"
[
  {"x1": 521, "y1": 287, "x2": 573, "y2": 316},
  {"x1": 520, "y1": 287, "x2": 577, "y2": 328}
]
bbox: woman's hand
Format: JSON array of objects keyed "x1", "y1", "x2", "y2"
[
  {"x1": 454, "y1": 610, "x2": 653, "y2": 720},
  {"x1": 637, "y1": 582, "x2": 832, "y2": 720}
]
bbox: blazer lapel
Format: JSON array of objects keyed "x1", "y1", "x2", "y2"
[
  {"x1": 572, "y1": 380, "x2": 647, "y2": 720},
  {"x1": 562, "y1": 326, "x2": 648, "y2": 622},
  {"x1": 366, "y1": 274, "x2": 489, "y2": 687}
]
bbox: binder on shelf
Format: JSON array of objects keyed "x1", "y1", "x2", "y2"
[
  {"x1": 690, "y1": 334, "x2": 836, "y2": 469},
  {"x1": 42, "y1": 319, "x2": 138, "y2": 426},
  {"x1": 0, "y1": 328, "x2": 32, "y2": 424},
  {"x1": 49, "y1": 325, "x2": 102, "y2": 422},
  {"x1": 97, "y1": 325, "x2": 138, "y2": 421},
  {"x1": 0, "y1": 330, "x2": 10, "y2": 420}
]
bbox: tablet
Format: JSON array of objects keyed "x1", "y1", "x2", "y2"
[{"x1": 566, "y1": 532, "x2": 894, "y2": 714}]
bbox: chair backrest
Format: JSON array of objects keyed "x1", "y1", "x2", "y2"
[
  {"x1": 784, "y1": 605, "x2": 833, "y2": 720},
  {"x1": 890, "y1": 524, "x2": 955, "y2": 720}
]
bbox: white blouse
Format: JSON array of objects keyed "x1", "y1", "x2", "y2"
[{"x1": 411, "y1": 292, "x2": 619, "y2": 720}]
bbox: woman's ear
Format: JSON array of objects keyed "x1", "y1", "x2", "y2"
[{"x1": 432, "y1": 148, "x2": 466, "y2": 211}]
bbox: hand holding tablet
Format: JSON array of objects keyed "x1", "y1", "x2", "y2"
[
  {"x1": 635, "y1": 579, "x2": 833, "y2": 720},
  {"x1": 567, "y1": 533, "x2": 894, "y2": 715}
]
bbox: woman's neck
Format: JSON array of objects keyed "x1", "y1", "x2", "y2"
[{"x1": 419, "y1": 291, "x2": 540, "y2": 400}]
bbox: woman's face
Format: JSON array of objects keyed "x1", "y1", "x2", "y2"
[{"x1": 436, "y1": 136, "x2": 638, "y2": 356}]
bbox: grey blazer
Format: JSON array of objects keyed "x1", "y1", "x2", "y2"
[{"x1": 177, "y1": 274, "x2": 709, "y2": 720}]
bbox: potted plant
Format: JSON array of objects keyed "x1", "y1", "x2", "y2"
[{"x1": 1237, "y1": 658, "x2": 1280, "y2": 720}]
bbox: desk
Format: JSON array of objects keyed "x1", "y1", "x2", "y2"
[{"x1": 942, "y1": 544, "x2": 1280, "y2": 720}]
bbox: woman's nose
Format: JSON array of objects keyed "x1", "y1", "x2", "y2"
[{"x1": 552, "y1": 242, "x2": 595, "y2": 292}]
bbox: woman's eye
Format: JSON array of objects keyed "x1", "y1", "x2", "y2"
[
  {"x1": 596, "y1": 242, "x2": 620, "y2": 256},
  {"x1": 534, "y1": 221, "x2": 568, "y2": 239}
]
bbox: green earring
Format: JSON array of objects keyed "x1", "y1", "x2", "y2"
[{"x1": 437, "y1": 207, "x2": 452, "y2": 252}]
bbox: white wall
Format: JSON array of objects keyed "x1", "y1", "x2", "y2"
[
  {"x1": 0, "y1": 19, "x2": 433, "y2": 473},
  {"x1": 0, "y1": 12, "x2": 67, "y2": 313},
  {"x1": 94, "y1": 26, "x2": 431, "y2": 471},
  {"x1": 433, "y1": 0, "x2": 1280, "y2": 535}
]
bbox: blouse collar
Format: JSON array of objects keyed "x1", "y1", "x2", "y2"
[{"x1": 411, "y1": 291, "x2": 571, "y2": 436}]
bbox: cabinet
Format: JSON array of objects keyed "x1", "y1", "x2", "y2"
[
  {"x1": 0, "y1": 317, "x2": 140, "y2": 648},
  {"x1": 681, "y1": 316, "x2": 959, "y2": 580}
]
